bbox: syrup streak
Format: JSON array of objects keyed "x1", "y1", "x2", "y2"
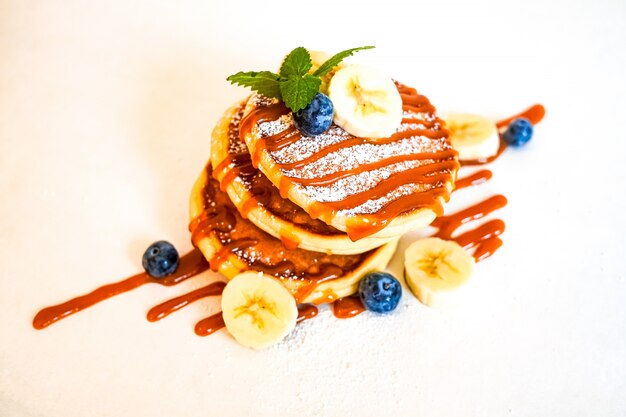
[
  {"x1": 454, "y1": 169, "x2": 492, "y2": 191},
  {"x1": 332, "y1": 295, "x2": 366, "y2": 319},
  {"x1": 195, "y1": 312, "x2": 225, "y2": 336},
  {"x1": 433, "y1": 177, "x2": 507, "y2": 262},
  {"x1": 238, "y1": 83, "x2": 457, "y2": 240},
  {"x1": 193, "y1": 304, "x2": 319, "y2": 337},
  {"x1": 147, "y1": 281, "x2": 226, "y2": 322},
  {"x1": 33, "y1": 249, "x2": 209, "y2": 330}
]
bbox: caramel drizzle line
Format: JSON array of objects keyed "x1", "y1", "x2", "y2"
[
  {"x1": 195, "y1": 312, "x2": 225, "y2": 336},
  {"x1": 193, "y1": 304, "x2": 319, "y2": 337},
  {"x1": 333, "y1": 171, "x2": 503, "y2": 319},
  {"x1": 194, "y1": 167, "x2": 370, "y2": 296},
  {"x1": 453, "y1": 169, "x2": 492, "y2": 191},
  {"x1": 462, "y1": 104, "x2": 546, "y2": 167},
  {"x1": 189, "y1": 209, "x2": 236, "y2": 248},
  {"x1": 213, "y1": 153, "x2": 251, "y2": 176},
  {"x1": 296, "y1": 304, "x2": 319, "y2": 323},
  {"x1": 431, "y1": 194, "x2": 508, "y2": 262},
  {"x1": 274, "y1": 127, "x2": 448, "y2": 172},
  {"x1": 292, "y1": 264, "x2": 344, "y2": 304},
  {"x1": 32, "y1": 249, "x2": 209, "y2": 330},
  {"x1": 495, "y1": 104, "x2": 545, "y2": 129},
  {"x1": 320, "y1": 160, "x2": 458, "y2": 211},
  {"x1": 209, "y1": 239, "x2": 259, "y2": 272},
  {"x1": 332, "y1": 294, "x2": 366, "y2": 319},
  {"x1": 238, "y1": 85, "x2": 455, "y2": 239},
  {"x1": 214, "y1": 154, "x2": 256, "y2": 191},
  {"x1": 344, "y1": 187, "x2": 450, "y2": 241},
  {"x1": 239, "y1": 84, "x2": 447, "y2": 178},
  {"x1": 143, "y1": 279, "x2": 226, "y2": 336},
  {"x1": 147, "y1": 281, "x2": 226, "y2": 322},
  {"x1": 284, "y1": 149, "x2": 457, "y2": 187}
]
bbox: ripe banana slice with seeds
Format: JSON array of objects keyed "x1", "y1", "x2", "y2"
[
  {"x1": 404, "y1": 237, "x2": 475, "y2": 308},
  {"x1": 328, "y1": 65, "x2": 403, "y2": 138},
  {"x1": 442, "y1": 113, "x2": 500, "y2": 161},
  {"x1": 221, "y1": 272, "x2": 297, "y2": 350}
]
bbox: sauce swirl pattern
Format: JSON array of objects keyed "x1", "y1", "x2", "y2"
[{"x1": 240, "y1": 83, "x2": 459, "y2": 240}]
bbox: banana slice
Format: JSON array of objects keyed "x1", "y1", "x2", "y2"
[
  {"x1": 221, "y1": 272, "x2": 297, "y2": 350},
  {"x1": 404, "y1": 237, "x2": 475, "y2": 308},
  {"x1": 442, "y1": 113, "x2": 500, "y2": 161},
  {"x1": 328, "y1": 65, "x2": 403, "y2": 138},
  {"x1": 309, "y1": 50, "x2": 344, "y2": 94}
]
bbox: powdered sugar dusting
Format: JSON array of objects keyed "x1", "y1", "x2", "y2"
[
  {"x1": 283, "y1": 137, "x2": 447, "y2": 180},
  {"x1": 339, "y1": 182, "x2": 439, "y2": 216},
  {"x1": 271, "y1": 126, "x2": 353, "y2": 164},
  {"x1": 246, "y1": 88, "x2": 454, "y2": 217},
  {"x1": 299, "y1": 159, "x2": 440, "y2": 203},
  {"x1": 258, "y1": 113, "x2": 292, "y2": 138}
]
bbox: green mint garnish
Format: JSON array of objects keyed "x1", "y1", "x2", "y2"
[
  {"x1": 226, "y1": 71, "x2": 281, "y2": 100},
  {"x1": 279, "y1": 74, "x2": 321, "y2": 113},
  {"x1": 226, "y1": 46, "x2": 374, "y2": 112},
  {"x1": 312, "y1": 46, "x2": 374, "y2": 77}
]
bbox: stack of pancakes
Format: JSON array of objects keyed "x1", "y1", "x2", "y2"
[{"x1": 189, "y1": 83, "x2": 458, "y2": 304}]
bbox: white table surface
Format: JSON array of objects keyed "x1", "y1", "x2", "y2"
[{"x1": 1, "y1": 1, "x2": 625, "y2": 416}]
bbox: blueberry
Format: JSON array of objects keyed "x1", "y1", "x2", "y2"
[
  {"x1": 503, "y1": 117, "x2": 533, "y2": 147},
  {"x1": 293, "y1": 92, "x2": 334, "y2": 136},
  {"x1": 142, "y1": 241, "x2": 179, "y2": 278},
  {"x1": 358, "y1": 272, "x2": 402, "y2": 314}
]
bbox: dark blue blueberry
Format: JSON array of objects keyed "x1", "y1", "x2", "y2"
[
  {"x1": 293, "y1": 92, "x2": 334, "y2": 136},
  {"x1": 358, "y1": 272, "x2": 402, "y2": 314},
  {"x1": 503, "y1": 117, "x2": 534, "y2": 147},
  {"x1": 142, "y1": 240, "x2": 179, "y2": 278}
]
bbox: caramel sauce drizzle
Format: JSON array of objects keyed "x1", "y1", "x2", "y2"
[
  {"x1": 321, "y1": 161, "x2": 457, "y2": 211},
  {"x1": 332, "y1": 295, "x2": 366, "y2": 319},
  {"x1": 33, "y1": 249, "x2": 209, "y2": 329},
  {"x1": 275, "y1": 128, "x2": 449, "y2": 172},
  {"x1": 454, "y1": 169, "x2": 492, "y2": 191},
  {"x1": 194, "y1": 304, "x2": 318, "y2": 337},
  {"x1": 147, "y1": 281, "x2": 226, "y2": 322},
  {"x1": 462, "y1": 104, "x2": 546, "y2": 166},
  {"x1": 238, "y1": 83, "x2": 457, "y2": 240},
  {"x1": 296, "y1": 304, "x2": 319, "y2": 323},
  {"x1": 431, "y1": 194, "x2": 507, "y2": 262},
  {"x1": 209, "y1": 238, "x2": 259, "y2": 271},
  {"x1": 189, "y1": 166, "x2": 373, "y2": 298},
  {"x1": 293, "y1": 264, "x2": 344, "y2": 304},
  {"x1": 279, "y1": 232, "x2": 300, "y2": 251},
  {"x1": 195, "y1": 312, "x2": 225, "y2": 336},
  {"x1": 345, "y1": 187, "x2": 450, "y2": 241},
  {"x1": 495, "y1": 104, "x2": 545, "y2": 129}
]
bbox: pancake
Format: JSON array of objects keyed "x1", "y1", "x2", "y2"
[
  {"x1": 211, "y1": 101, "x2": 395, "y2": 255},
  {"x1": 188, "y1": 165, "x2": 398, "y2": 304},
  {"x1": 240, "y1": 82, "x2": 459, "y2": 241}
]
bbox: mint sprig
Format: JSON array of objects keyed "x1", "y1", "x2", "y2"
[
  {"x1": 312, "y1": 46, "x2": 374, "y2": 77},
  {"x1": 279, "y1": 47, "x2": 312, "y2": 78},
  {"x1": 279, "y1": 74, "x2": 321, "y2": 113},
  {"x1": 227, "y1": 46, "x2": 374, "y2": 112},
  {"x1": 226, "y1": 71, "x2": 281, "y2": 99}
]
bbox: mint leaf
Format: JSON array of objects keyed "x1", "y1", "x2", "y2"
[
  {"x1": 313, "y1": 46, "x2": 375, "y2": 77},
  {"x1": 226, "y1": 71, "x2": 282, "y2": 99},
  {"x1": 279, "y1": 47, "x2": 312, "y2": 78},
  {"x1": 227, "y1": 45, "x2": 376, "y2": 112},
  {"x1": 279, "y1": 74, "x2": 321, "y2": 112}
]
